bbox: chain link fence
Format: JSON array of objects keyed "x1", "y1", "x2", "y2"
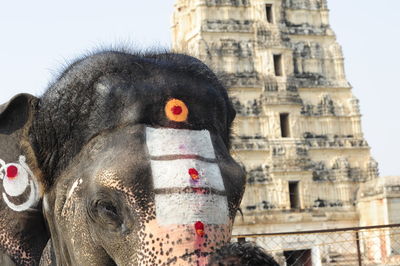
[{"x1": 232, "y1": 224, "x2": 400, "y2": 266}]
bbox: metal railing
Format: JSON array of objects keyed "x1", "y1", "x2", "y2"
[{"x1": 232, "y1": 224, "x2": 400, "y2": 265}]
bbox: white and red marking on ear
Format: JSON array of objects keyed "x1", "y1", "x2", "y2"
[
  {"x1": 3, "y1": 164, "x2": 29, "y2": 197},
  {"x1": 0, "y1": 156, "x2": 40, "y2": 212}
]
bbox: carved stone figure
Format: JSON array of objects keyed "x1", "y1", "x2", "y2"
[{"x1": 0, "y1": 51, "x2": 245, "y2": 265}]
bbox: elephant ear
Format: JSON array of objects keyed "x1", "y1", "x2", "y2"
[{"x1": 0, "y1": 94, "x2": 48, "y2": 266}]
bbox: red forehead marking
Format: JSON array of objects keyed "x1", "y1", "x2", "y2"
[
  {"x1": 6, "y1": 166, "x2": 18, "y2": 179},
  {"x1": 188, "y1": 168, "x2": 199, "y2": 181},
  {"x1": 195, "y1": 221, "x2": 205, "y2": 237},
  {"x1": 171, "y1": 105, "x2": 183, "y2": 115}
]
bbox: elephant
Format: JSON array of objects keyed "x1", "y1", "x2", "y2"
[{"x1": 0, "y1": 51, "x2": 246, "y2": 265}]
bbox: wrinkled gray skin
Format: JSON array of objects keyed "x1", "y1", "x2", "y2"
[{"x1": 0, "y1": 51, "x2": 246, "y2": 265}]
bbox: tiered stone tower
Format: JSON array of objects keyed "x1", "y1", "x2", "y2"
[{"x1": 171, "y1": 0, "x2": 379, "y2": 234}]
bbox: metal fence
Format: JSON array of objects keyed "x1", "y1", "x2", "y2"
[{"x1": 232, "y1": 224, "x2": 400, "y2": 266}]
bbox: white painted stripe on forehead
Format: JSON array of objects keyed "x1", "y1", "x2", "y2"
[
  {"x1": 146, "y1": 127, "x2": 216, "y2": 159},
  {"x1": 151, "y1": 159, "x2": 225, "y2": 191},
  {"x1": 155, "y1": 194, "x2": 229, "y2": 225}
]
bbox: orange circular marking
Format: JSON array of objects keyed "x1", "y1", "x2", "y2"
[{"x1": 165, "y1": 98, "x2": 188, "y2": 122}]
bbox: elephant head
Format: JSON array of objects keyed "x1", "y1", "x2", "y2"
[{"x1": 0, "y1": 51, "x2": 245, "y2": 265}]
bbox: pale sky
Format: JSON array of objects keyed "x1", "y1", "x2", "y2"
[{"x1": 0, "y1": 0, "x2": 399, "y2": 177}]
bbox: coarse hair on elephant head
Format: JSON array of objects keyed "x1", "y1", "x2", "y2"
[{"x1": 0, "y1": 50, "x2": 245, "y2": 265}]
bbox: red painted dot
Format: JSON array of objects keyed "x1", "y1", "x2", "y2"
[
  {"x1": 188, "y1": 168, "x2": 199, "y2": 181},
  {"x1": 6, "y1": 165, "x2": 18, "y2": 179},
  {"x1": 171, "y1": 105, "x2": 183, "y2": 115},
  {"x1": 195, "y1": 221, "x2": 205, "y2": 237}
]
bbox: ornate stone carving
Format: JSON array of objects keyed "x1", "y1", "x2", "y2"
[
  {"x1": 317, "y1": 96, "x2": 335, "y2": 114},
  {"x1": 206, "y1": 0, "x2": 250, "y2": 7},
  {"x1": 312, "y1": 161, "x2": 331, "y2": 181},
  {"x1": 349, "y1": 96, "x2": 361, "y2": 114},
  {"x1": 332, "y1": 157, "x2": 348, "y2": 169},
  {"x1": 286, "y1": 21, "x2": 331, "y2": 36},
  {"x1": 246, "y1": 165, "x2": 271, "y2": 184},
  {"x1": 302, "y1": 95, "x2": 343, "y2": 116},
  {"x1": 232, "y1": 134, "x2": 267, "y2": 151},
  {"x1": 207, "y1": 39, "x2": 254, "y2": 57},
  {"x1": 304, "y1": 133, "x2": 369, "y2": 149},
  {"x1": 366, "y1": 157, "x2": 379, "y2": 180},
  {"x1": 292, "y1": 41, "x2": 350, "y2": 87},
  {"x1": 230, "y1": 96, "x2": 262, "y2": 116},
  {"x1": 270, "y1": 142, "x2": 312, "y2": 171},
  {"x1": 256, "y1": 28, "x2": 282, "y2": 47},
  {"x1": 273, "y1": 158, "x2": 312, "y2": 171},
  {"x1": 202, "y1": 19, "x2": 253, "y2": 32},
  {"x1": 311, "y1": 157, "x2": 370, "y2": 182},
  {"x1": 232, "y1": 139, "x2": 268, "y2": 151},
  {"x1": 283, "y1": 0, "x2": 328, "y2": 10},
  {"x1": 217, "y1": 71, "x2": 260, "y2": 88},
  {"x1": 263, "y1": 76, "x2": 298, "y2": 92},
  {"x1": 245, "y1": 200, "x2": 276, "y2": 211},
  {"x1": 313, "y1": 198, "x2": 343, "y2": 208},
  {"x1": 263, "y1": 91, "x2": 303, "y2": 105},
  {"x1": 272, "y1": 145, "x2": 286, "y2": 156},
  {"x1": 292, "y1": 41, "x2": 323, "y2": 59}
]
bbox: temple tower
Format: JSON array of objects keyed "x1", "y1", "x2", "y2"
[{"x1": 171, "y1": 0, "x2": 379, "y2": 234}]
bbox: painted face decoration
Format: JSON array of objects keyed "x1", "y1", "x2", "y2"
[
  {"x1": 164, "y1": 98, "x2": 189, "y2": 122},
  {"x1": 146, "y1": 99, "x2": 229, "y2": 235},
  {"x1": 0, "y1": 156, "x2": 40, "y2": 212}
]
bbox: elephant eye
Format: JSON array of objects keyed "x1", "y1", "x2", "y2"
[
  {"x1": 97, "y1": 201, "x2": 118, "y2": 219},
  {"x1": 89, "y1": 199, "x2": 122, "y2": 229}
]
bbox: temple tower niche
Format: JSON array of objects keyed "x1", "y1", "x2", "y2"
[{"x1": 172, "y1": 0, "x2": 378, "y2": 234}]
